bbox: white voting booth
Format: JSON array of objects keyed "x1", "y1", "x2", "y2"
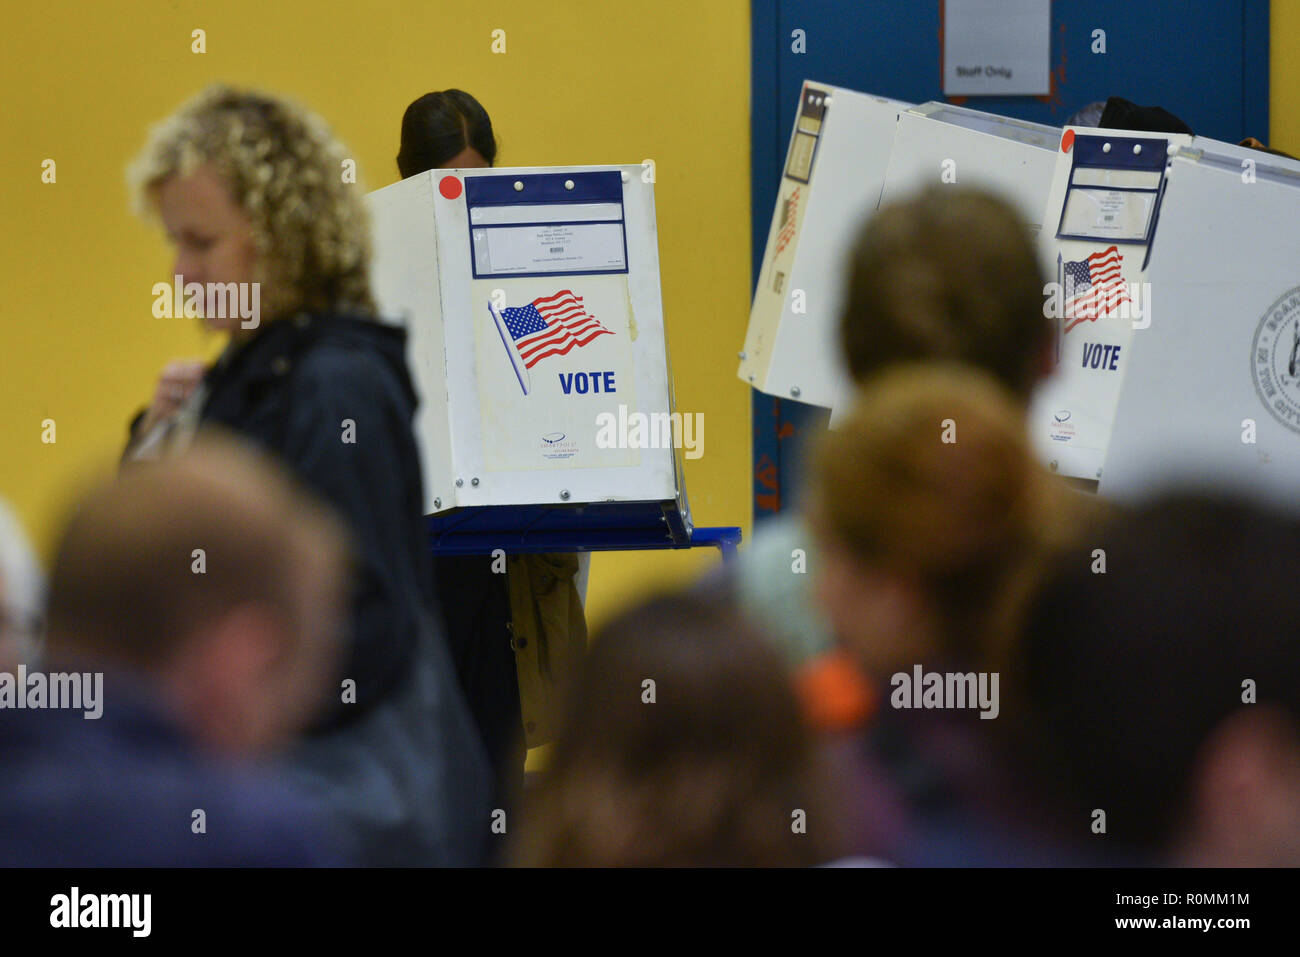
[
  {"x1": 366, "y1": 165, "x2": 696, "y2": 549},
  {"x1": 739, "y1": 82, "x2": 911, "y2": 410},
  {"x1": 740, "y1": 84, "x2": 1300, "y2": 508},
  {"x1": 1099, "y1": 143, "x2": 1300, "y2": 510},
  {"x1": 739, "y1": 85, "x2": 1064, "y2": 421}
]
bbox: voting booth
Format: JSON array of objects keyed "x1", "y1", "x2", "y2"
[
  {"x1": 739, "y1": 81, "x2": 911, "y2": 410},
  {"x1": 1098, "y1": 143, "x2": 1300, "y2": 510},
  {"x1": 1027, "y1": 127, "x2": 1194, "y2": 480},
  {"x1": 876, "y1": 102, "x2": 1060, "y2": 232},
  {"x1": 739, "y1": 86, "x2": 1063, "y2": 424},
  {"x1": 367, "y1": 166, "x2": 706, "y2": 553}
]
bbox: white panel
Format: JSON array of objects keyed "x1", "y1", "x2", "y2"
[
  {"x1": 740, "y1": 81, "x2": 910, "y2": 409},
  {"x1": 365, "y1": 171, "x2": 454, "y2": 514},
  {"x1": 878, "y1": 102, "x2": 1059, "y2": 228},
  {"x1": 470, "y1": 202, "x2": 623, "y2": 225},
  {"x1": 1100, "y1": 145, "x2": 1300, "y2": 511},
  {"x1": 825, "y1": 103, "x2": 1060, "y2": 428}
]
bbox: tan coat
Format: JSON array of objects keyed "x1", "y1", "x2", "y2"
[{"x1": 506, "y1": 553, "x2": 587, "y2": 749}]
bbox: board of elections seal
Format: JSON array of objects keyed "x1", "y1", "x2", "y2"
[{"x1": 1252, "y1": 286, "x2": 1300, "y2": 435}]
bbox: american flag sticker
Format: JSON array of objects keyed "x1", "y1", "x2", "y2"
[
  {"x1": 488, "y1": 290, "x2": 615, "y2": 395},
  {"x1": 1061, "y1": 245, "x2": 1132, "y2": 333}
]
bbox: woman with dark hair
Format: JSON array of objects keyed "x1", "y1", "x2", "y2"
[
  {"x1": 126, "y1": 84, "x2": 492, "y2": 865},
  {"x1": 395, "y1": 89, "x2": 589, "y2": 808},
  {"x1": 397, "y1": 89, "x2": 497, "y2": 176},
  {"x1": 510, "y1": 592, "x2": 847, "y2": 867}
]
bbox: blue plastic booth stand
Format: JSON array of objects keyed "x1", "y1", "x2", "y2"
[{"x1": 428, "y1": 501, "x2": 741, "y2": 561}]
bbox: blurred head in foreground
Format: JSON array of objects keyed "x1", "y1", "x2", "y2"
[
  {"x1": 839, "y1": 186, "x2": 1051, "y2": 397},
  {"x1": 511, "y1": 592, "x2": 845, "y2": 866},
  {"x1": 1021, "y1": 494, "x2": 1300, "y2": 865},
  {"x1": 0, "y1": 499, "x2": 44, "y2": 672},
  {"x1": 810, "y1": 364, "x2": 1090, "y2": 679},
  {"x1": 46, "y1": 432, "x2": 350, "y2": 756}
]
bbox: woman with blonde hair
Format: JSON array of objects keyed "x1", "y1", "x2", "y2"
[{"x1": 124, "y1": 84, "x2": 490, "y2": 865}]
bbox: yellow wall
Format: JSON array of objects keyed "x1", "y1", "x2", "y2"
[
  {"x1": 0, "y1": 0, "x2": 752, "y2": 630},
  {"x1": 1273, "y1": 2, "x2": 1300, "y2": 155}
]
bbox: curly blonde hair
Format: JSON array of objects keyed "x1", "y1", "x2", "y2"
[{"x1": 128, "y1": 83, "x2": 375, "y2": 321}]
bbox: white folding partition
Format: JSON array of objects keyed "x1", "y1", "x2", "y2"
[
  {"x1": 739, "y1": 81, "x2": 911, "y2": 410},
  {"x1": 366, "y1": 165, "x2": 688, "y2": 527},
  {"x1": 1099, "y1": 145, "x2": 1300, "y2": 510},
  {"x1": 826, "y1": 102, "x2": 1060, "y2": 426},
  {"x1": 876, "y1": 102, "x2": 1060, "y2": 230},
  {"x1": 740, "y1": 92, "x2": 1061, "y2": 421}
]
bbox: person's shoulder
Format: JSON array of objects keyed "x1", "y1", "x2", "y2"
[
  {"x1": 186, "y1": 767, "x2": 352, "y2": 866},
  {"x1": 293, "y1": 319, "x2": 398, "y2": 384},
  {"x1": 81, "y1": 758, "x2": 345, "y2": 865},
  {"x1": 0, "y1": 717, "x2": 346, "y2": 866},
  {"x1": 290, "y1": 317, "x2": 412, "y2": 409}
]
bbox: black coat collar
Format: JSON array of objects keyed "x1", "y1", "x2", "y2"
[{"x1": 201, "y1": 312, "x2": 410, "y2": 405}]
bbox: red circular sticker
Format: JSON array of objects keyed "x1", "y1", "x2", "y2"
[
  {"x1": 439, "y1": 176, "x2": 463, "y2": 200},
  {"x1": 1061, "y1": 129, "x2": 1075, "y2": 153}
]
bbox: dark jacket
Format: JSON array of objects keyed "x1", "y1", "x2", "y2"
[
  {"x1": 201, "y1": 314, "x2": 428, "y2": 723},
  {"x1": 850, "y1": 700, "x2": 1136, "y2": 866},
  {"x1": 197, "y1": 313, "x2": 492, "y2": 865},
  {"x1": 0, "y1": 670, "x2": 345, "y2": 866}
]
